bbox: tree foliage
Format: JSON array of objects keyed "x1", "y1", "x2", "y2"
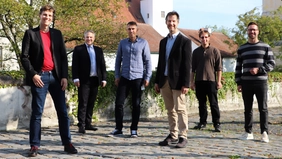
[
  {"x1": 232, "y1": 7, "x2": 282, "y2": 47},
  {"x1": 205, "y1": 25, "x2": 232, "y2": 38},
  {"x1": 0, "y1": 0, "x2": 127, "y2": 70}
]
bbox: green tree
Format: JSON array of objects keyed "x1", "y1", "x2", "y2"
[
  {"x1": 232, "y1": 7, "x2": 282, "y2": 47},
  {"x1": 205, "y1": 25, "x2": 232, "y2": 38},
  {"x1": 0, "y1": 0, "x2": 127, "y2": 70}
]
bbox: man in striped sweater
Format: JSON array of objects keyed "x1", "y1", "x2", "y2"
[{"x1": 235, "y1": 22, "x2": 275, "y2": 143}]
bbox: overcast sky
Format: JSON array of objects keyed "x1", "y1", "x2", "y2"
[{"x1": 173, "y1": 0, "x2": 262, "y2": 30}]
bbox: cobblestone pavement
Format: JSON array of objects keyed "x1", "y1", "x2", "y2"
[{"x1": 0, "y1": 107, "x2": 282, "y2": 159}]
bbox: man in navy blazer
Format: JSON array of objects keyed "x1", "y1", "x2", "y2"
[
  {"x1": 72, "y1": 30, "x2": 107, "y2": 134},
  {"x1": 154, "y1": 11, "x2": 192, "y2": 148},
  {"x1": 21, "y1": 4, "x2": 77, "y2": 157}
]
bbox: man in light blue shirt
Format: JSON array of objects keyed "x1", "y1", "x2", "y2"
[{"x1": 109, "y1": 21, "x2": 152, "y2": 138}]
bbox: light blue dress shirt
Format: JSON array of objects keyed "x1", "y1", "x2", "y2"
[
  {"x1": 86, "y1": 44, "x2": 97, "y2": 77},
  {"x1": 164, "y1": 32, "x2": 179, "y2": 76},
  {"x1": 115, "y1": 37, "x2": 152, "y2": 81}
]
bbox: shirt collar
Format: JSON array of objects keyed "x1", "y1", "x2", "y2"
[
  {"x1": 167, "y1": 32, "x2": 179, "y2": 39},
  {"x1": 127, "y1": 36, "x2": 139, "y2": 42},
  {"x1": 85, "y1": 43, "x2": 93, "y2": 48}
]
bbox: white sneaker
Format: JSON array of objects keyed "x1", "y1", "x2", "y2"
[
  {"x1": 261, "y1": 131, "x2": 269, "y2": 143},
  {"x1": 240, "y1": 132, "x2": 254, "y2": 140},
  {"x1": 131, "y1": 130, "x2": 138, "y2": 138}
]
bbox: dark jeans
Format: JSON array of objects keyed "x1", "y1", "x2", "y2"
[
  {"x1": 115, "y1": 77, "x2": 143, "y2": 131},
  {"x1": 30, "y1": 71, "x2": 71, "y2": 147},
  {"x1": 77, "y1": 77, "x2": 99, "y2": 128},
  {"x1": 195, "y1": 81, "x2": 220, "y2": 127},
  {"x1": 241, "y1": 82, "x2": 268, "y2": 134}
]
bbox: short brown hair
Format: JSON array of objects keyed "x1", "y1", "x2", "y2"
[
  {"x1": 198, "y1": 28, "x2": 211, "y2": 37},
  {"x1": 39, "y1": 4, "x2": 55, "y2": 15},
  {"x1": 127, "y1": 21, "x2": 137, "y2": 26},
  {"x1": 165, "y1": 11, "x2": 179, "y2": 21},
  {"x1": 247, "y1": 22, "x2": 259, "y2": 29}
]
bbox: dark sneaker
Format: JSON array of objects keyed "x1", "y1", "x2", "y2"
[
  {"x1": 158, "y1": 134, "x2": 178, "y2": 146},
  {"x1": 175, "y1": 137, "x2": 188, "y2": 148},
  {"x1": 214, "y1": 124, "x2": 221, "y2": 132},
  {"x1": 108, "y1": 129, "x2": 123, "y2": 137},
  {"x1": 131, "y1": 130, "x2": 138, "y2": 138},
  {"x1": 64, "y1": 143, "x2": 78, "y2": 154},
  {"x1": 193, "y1": 123, "x2": 206, "y2": 130},
  {"x1": 28, "y1": 146, "x2": 38, "y2": 157},
  {"x1": 78, "y1": 126, "x2": 85, "y2": 134}
]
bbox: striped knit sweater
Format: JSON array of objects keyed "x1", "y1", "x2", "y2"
[{"x1": 235, "y1": 41, "x2": 275, "y2": 85}]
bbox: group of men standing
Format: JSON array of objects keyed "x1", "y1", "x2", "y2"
[{"x1": 20, "y1": 4, "x2": 275, "y2": 157}]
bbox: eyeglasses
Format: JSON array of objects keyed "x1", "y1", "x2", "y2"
[{"x1": 200, "y1": 36, "x2": 209, "y2": 39}]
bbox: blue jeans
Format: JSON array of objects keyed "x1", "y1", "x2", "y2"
[{"x1": 29, "y1": 71, "x2": 71, "y2": 147}]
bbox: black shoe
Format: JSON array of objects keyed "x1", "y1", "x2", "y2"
[
  {"x1": 85, "y1": 125, "x2": 98, "y2": 131},
  {"x1": 158, "y1": 134, "x2": 178, "y2": 146},
  {"x1": 64, "y1": 143, "x2": 78, "y2": 154},
  {"x1": 28, "y1": 146, "x2": 38, "y2": 157},
  {"x1": 78, "y1": 126, "x2": 85, "y2": 134},
  {"x1": 214, "y1": 124, "x2": 221, "y2": 132},
  {"x1": 175, "y1": 137, "x2": 188, "y2": 148},
  {"x1": 109, "y1": 129, "x2": 123, "y2": 135},
  {"x1": 193, "y1": 123, "x2": 206, "y2": 130}
]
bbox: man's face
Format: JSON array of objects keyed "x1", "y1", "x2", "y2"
[
  {"x1": 39, "y1": 10, "x2": 53, "y2": 27},
  {"x1": 247, "y1": 24, "x2": 259, "y2": 40},
  {"x1": 166, "y1": 15, "x2": 179, "y2": 34},
  {"x1": 200, "y1": 32, "x2": 210, "y2": 46},
  {"x1": 127, "y1": 24, "x2": 138, "y2": 39},
  {"x1": 84, "y1": 32, "x2": 95, "y2": 45}
]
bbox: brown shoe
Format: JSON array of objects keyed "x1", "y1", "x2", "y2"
[
  {"x1": 175, "y1": 137, "x2": 188, "y2": 148},
  {"x1": 28, "y1": 146, "x2": 38, "y2": 157},
  {"x1": 158, "y1": 134, "x2": 178, "y2": 146},
  {"x1": 64, "y1": 143, "x2": 78, "y2": 154}
]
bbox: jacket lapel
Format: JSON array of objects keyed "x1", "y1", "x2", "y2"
[
  {"x1": 49, "y1": 28, "x2": 55, "y2": 55},
  {"x1": 35, "y1": 27, "x2": 44, "y2": 50}
]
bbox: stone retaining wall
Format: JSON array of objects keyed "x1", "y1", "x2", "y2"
[{"x1": 0, "y1": 83, "x2": 281, "y2": 131}]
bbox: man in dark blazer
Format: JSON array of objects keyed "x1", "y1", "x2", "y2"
[
  {"x1": 72, "y1": 30, "x2": 107, "y2": 134},
  {"x1": 20, "y1": 4, "x2": 77, "y2": 157},
  {"x1": 154, "y1": 11, "x2": 192, "y2": 148}
]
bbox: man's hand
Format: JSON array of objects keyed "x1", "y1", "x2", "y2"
[
  {"x1": 32, "y1": 74, "x2": 44, "y2": 88},
  {"x1": 61, "y1": 78, "x2": 68, "y2": 91},
  {"x1": 217, "y1": 81, "x2": 222, "y2": 89},
  {"x1": 115, "y1": 78, "x2": 120, "y2": 86},
  {"x1": 250, "y1": 67, "x2": 259, "y2": 75},
  {"x1": 74, "y1": 81, "x2": 80, "y2": 87},
  {"x1": 154, "y1": 84, "x2": 160, "y2": 93},
  {"x1": 190, "y1": 82, "x2": 195, "y2": 91},
  {"x1": 181, "y1": 86, "x2": 189, "y2": 94},
  {"x1": 144, "y1": 80, "x2": 149, "y2": 87},
  {"x1": 237, "y1": 85, "x2": 242, "y2": 92},
  {"x1": 101, "y1": 81, "x2": 107, "y2": 87}
]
